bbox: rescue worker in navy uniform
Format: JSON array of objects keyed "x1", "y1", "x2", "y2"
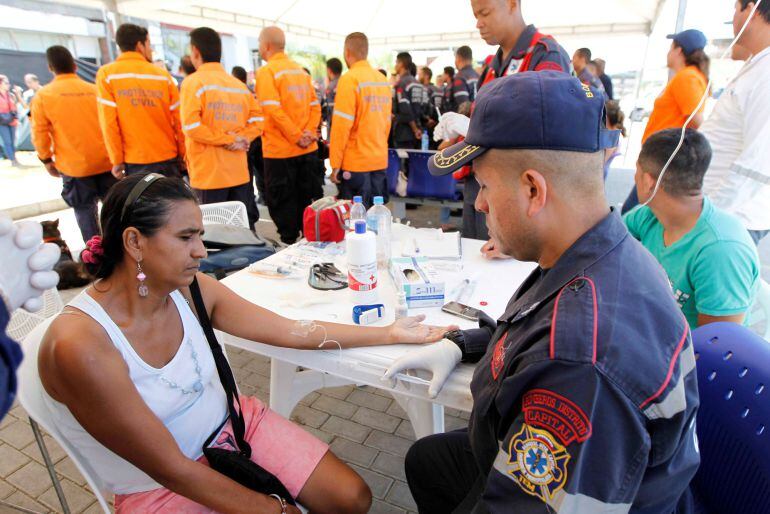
[
  {"x1": 455, "y1": 45, "x2": 479, "y2": 101},
  {"x1": 385, "y1": 72, "x2": 699, "y2": 514},
  {"x1": 392, "y1": 52, "x2": 424, "y2": 149},
  {"x1": 451, "y1": 0, "x2": 572, "y2": 245}
]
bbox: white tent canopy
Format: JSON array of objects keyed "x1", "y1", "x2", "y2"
[{"x1": 57, "y1": 0, "x2": 668, "y2": 47}]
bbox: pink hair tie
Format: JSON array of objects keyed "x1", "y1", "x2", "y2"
[{"x1": 82, "y1": 236, "x2": 104, "y2": 265}]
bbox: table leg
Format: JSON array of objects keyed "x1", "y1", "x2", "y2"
[
  {"x1": 393, "y1": 394, "x2": 445, "y2": 439},
  {"x1": 269, "y1": 358, "x2": 299, "y2": 418}
]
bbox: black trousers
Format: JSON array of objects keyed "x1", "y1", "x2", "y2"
[
  {"x1": 60, "y1": 172, "x2": 118, "y2": 242},
  {"x1": 125, "y1": 157, "x2": 182, "y2": 178},
  {"x1": 194, "y1": 181, "x2": 259, "y2": 229},
  {"x1": 263, "y1": 152, "x2": 324, "y2": 244},
  {"x1": 406, "y1": 429, "x2": 482, "y2": 514},
  {"x1": 462, "y1": 177, "x2": 489, "y2": 241},
  {"x1": 247, "y1": 137, "x2": 265, "y2": 201},
  {"x1": 337, "y1": 169, "x2": 388, "y2": 208}
]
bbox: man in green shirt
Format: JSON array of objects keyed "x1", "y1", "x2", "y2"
[{"x1": 624, "y1": 128, "x2": 759, "y2": 328}]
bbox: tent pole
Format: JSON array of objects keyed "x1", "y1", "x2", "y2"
[{"x1": 675, "y1": 0, "x2": 689, "y2": 32}]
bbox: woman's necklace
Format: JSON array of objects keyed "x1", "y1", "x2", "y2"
[{"x1": 159, "y1": 338, "x2": 204, "y2": 395}]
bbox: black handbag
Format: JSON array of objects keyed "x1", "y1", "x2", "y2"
[{"x1": 188, "y1": 278, "x2": 297, "y2": 506}]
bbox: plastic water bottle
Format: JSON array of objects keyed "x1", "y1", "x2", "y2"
[
  {"x1": 366, "y1": 196, "x2": 392, "y2": 268},
  {"x1": 347, "y1": 220, "x2": 378, "y2": 304},
  {"x1": 395, "y1": 291, "x2": 409, "y2": 319},
  {"x1": 350, "y1": 195, "x2": 366, "y2": 229},
  {"x1": 421, "y1": 129, "x2": 430, "y2": 151}
]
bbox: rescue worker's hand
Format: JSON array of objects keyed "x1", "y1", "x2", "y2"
[
  {"x1": 44, "y1": 162, "x2": 61, "y2": 178},
  {"x1": 437, "y1": 112, "x2": 470, "y2": 140},
  {"x1": 0, "y1": 214, "x2": 60, "y2": 313},
  {"x1": 382, "y1": 339, "x2": 462, "y2": 398},
  {"x1": 330, "y1": 168, "x2": 341, "y2": 184},
  {"x1": 111, "y1": 163, "x2": 125, "y2": 180},
  {"x1": 481, "y1": 238, "x2": 511, "y2": 260},
  {"x1": 226, "y1": 136, "x2": 249, "y2": 152}
]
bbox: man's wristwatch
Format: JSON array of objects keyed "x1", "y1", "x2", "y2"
[
  {"x1": 269, "y1": 494, "x2": 288, "y2": 514},
  {"x1": 443, "y1": 329, "x2": 466, "y2": 356}
]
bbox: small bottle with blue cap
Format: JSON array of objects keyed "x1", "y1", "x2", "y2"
[{"x1": 347, "y1": 220, "x2": 379, "y2": 305}]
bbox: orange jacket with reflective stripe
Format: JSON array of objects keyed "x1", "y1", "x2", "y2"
[
  {"x1": 96, "y1": 52, "x2": 184, "y2": 166},
  {"x1": 256, "y1": 52, "x2": 321, "y2": 159},
  {"x1": 329, "y1": 61, "x2": 392, "y2": 172},
  {"x1": 180, "y1": 62, "x2": 263, "y2": 190},
  {"x1": 31, "y1": 74, "x2": 112, "y2": 177}
]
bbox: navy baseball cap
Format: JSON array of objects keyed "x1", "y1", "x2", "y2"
[
  {"x1": 666, "y1": 29, "x2": 707, "y2": 55},
  {"x1": 428, "y1": 71, "x2": 619, "y2": 176}
]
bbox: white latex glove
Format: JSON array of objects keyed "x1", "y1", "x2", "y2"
[
  {"x1": 0, "y1": 214, "x2": 60, "y2": 313},
  {"x1": 382, "y1": 339, "x2": 462, "y2": 398},
  {"x1": 435, "y1": 112, "x2": 470, "y2": 141}
]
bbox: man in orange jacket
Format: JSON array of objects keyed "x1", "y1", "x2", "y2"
[
  {"x1": 256, "y1": 26, "x2": 323, "y2": 244},
  {"x1": 180, "y1": 27, "x2": 263, "y2": 228},
  {"x1": 329, "y1": 33, "x2": 392, "y2": 208},
  {"x1": 96, "y1": 23, "x2": 185, "y2": 179},
  {"x1": 32, "y1": 46, "x2": 116, "y2": 241}
]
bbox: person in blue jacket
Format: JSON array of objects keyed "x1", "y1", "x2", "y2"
[
  {"x1": 0, "y1": 213, "x2": 60, "y2": 420},
  {"x1": 385, "y1": 72, "x2": 700, "y2": 513}
]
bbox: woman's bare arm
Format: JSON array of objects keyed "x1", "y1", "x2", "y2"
[
  {"x1": 39, "y1": 315, "x2": 283, "y2": 514},
  {"x1": 187, "y1": 273, "x2": 455, "y2": 350}
]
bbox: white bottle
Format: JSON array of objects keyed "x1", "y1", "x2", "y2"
[
  {"x1": 395, "y1": 291, "x2": 409, "y2": 319},
  {"x1": 346, "y1": 220, "x2": 379, "y2": 305},
  {"x1": 366, "y1": 196, "x2": 392, "y2": 268},
  {"x1": 350, "y1": 195, "x2": 366, "y2": 229}
]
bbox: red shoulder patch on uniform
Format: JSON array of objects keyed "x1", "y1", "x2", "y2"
[
  {"x1": 522, "y1": 389, "x2": 592, "y2": 446},
  {"x1": 490, "y1": 333, "x2": 507, "y2": 380},
  {"x1": 534, "y1": 61, "x2": 564, "y2": 72}
]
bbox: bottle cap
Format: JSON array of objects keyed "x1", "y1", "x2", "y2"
[
  {"x1": 354, "y1": 220, "x2": 367, "y2": 234},
  {"x1": 373, "y1": 196, "x2": 384, "y2": 205},
  {"x1": 353, "y1": 195, "x2": 362, "y2": 203}
]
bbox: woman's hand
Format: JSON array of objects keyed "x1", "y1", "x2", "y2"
[{"x1": 388, "y1": 315, "x2": 459, "y2": 344}]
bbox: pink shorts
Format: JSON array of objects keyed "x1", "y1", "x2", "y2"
[{"x1": 114, "y1": 395, "x2": 329, "y2": 513}]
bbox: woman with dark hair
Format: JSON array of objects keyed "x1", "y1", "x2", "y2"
[
  {"x1": 38, "y1": 173, "x2": 455, "y2": 513},
  {"x1": 641, "y1": 29, "x2": 709, "y2": 143},
  {"x1": 603, "y1": 100, "x2": 626, "y2": 180},
  {"x1": 0, "y1": 74, "x2": 22, "y2": 166}
]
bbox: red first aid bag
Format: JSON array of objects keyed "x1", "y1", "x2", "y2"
[{"x1": 303, "y1": 197, "x2": 352, "y2": 243}]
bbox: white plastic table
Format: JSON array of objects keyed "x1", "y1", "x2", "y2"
[{"x1": 219, "y1": 233, "x2": 535, "y2": 439}]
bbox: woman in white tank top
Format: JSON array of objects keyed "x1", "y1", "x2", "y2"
[{"x1": 38, "y1": 173, "x2": 454, "y2": 514}]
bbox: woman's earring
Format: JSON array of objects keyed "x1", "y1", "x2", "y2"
[{"x1": 136, "y1": 261, "x2": 149, "y2": 297}]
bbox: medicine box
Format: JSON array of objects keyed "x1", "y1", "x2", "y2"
[{"x1": 390, "y1": 257, "x2": 445, "y2": 308}]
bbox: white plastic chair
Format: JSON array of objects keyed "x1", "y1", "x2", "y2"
[
  {"x1": 199, "y1": 201, "x2": 250, "y2": 229},
  {"x1": 751, "y1": 279, "x2": 770, "y2": 341},
  {"x1": 7, "y1": 288, "x2": 63, "y2": 341},
  {"x1": 17, "y1": 317, "x2": 112, "y2": 514}
]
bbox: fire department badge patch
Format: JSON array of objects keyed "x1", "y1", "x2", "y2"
[{"x1": 508, "y1": 423, "x2": 570, "y2": 503}]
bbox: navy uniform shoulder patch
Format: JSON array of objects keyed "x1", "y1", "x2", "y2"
[
  {"x1": 507, "y1": 423, "x2": 571, "y2": 502},
  {"x1": 522, "y1": 389, "x2": 592, "y2": 445}
]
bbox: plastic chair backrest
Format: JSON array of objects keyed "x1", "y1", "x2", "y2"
[
  {"x1": 7, "y1": 289, "x2": 63, "y2": 341},
  {"x1": 405, "y1": 151, "x2": 458, "y2": 200},
  {"x1": 199, "y1": 201, "x2": 250, "y2": 229},
  {"x1": 691, "y1": 322, "x2": 770, "y2": 514},
  {"x1": 750, "y1": 279, "x2": 770, "y2": 341},
  {"x1": 17, "y1": 318, "x2": 112, "y2": 513},
  {"x1": 387, "y1": 149, "x2": 400, "y2": 195}
]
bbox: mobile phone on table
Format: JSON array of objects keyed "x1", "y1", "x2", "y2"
[{"x1": 441, "y1": 301, "x2": 481, "y2": 321}]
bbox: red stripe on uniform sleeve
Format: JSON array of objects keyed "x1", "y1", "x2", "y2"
[{"x1": 534, "y1": 62, "x2": 564, "y2": 72}]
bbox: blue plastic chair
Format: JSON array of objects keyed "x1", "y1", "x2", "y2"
[
  {"x1": 387, "y1": 149, "x2": 400, "y2": 195},
  {"x1": 691, "y1": 322, "x2": 770, "y2": 514},
  {"x1": 405, "y1": 151, "x2": 459, "y2": 200}
]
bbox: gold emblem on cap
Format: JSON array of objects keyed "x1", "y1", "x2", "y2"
[{"x1": 433, "y1": 144, "x2": 482, "y2": 169}]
